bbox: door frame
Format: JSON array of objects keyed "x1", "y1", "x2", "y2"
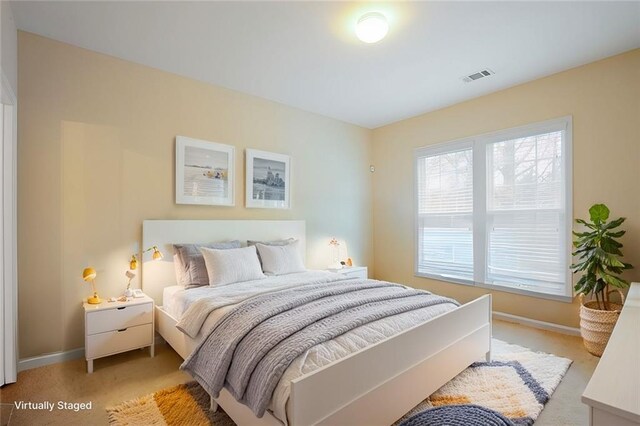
[{"x1": 1, "y1": 69, "x2": 17, "y2": 385}]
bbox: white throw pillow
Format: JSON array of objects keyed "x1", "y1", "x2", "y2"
[
  {"x1": 173, "y1": 240, "x2": 242, "y2": 287},
  {"x1": 200, "y1": 245, "x2": 265, "y2": 287},
  {"x1": 255, "y1": 240, "x2": 306, "y2": 275}
]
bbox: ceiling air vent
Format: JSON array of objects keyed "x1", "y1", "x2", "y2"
[{"x1": 462, "y1": 69, "x2": 495, "y2": 83}]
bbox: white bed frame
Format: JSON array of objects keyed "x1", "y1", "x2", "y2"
[{"x1": 143, "y1": 220, "x2": 492, "y2": 426}]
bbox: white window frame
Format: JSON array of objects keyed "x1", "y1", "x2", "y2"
[
  {"x1": 1, "y1": 70, "x2": 18, "y2": 384},
  {"x1": 414, "y1": 116, "x2": 573, "y2": 302}
]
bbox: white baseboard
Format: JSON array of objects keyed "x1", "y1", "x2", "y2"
[
  {"x1": 16, "y1": 315, "x2": 577, "y2": 372},
  {"x1": 18, "y1": 347, "x2": 84, "y2": 372},
  {"x1": 18, "y1": 337, "x2": 165, "y2": 372},
  {"x1": 493, "y1": 311, "x2": 581, "y2": 336}
]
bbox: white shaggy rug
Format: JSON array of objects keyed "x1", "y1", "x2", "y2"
[{"x1": 397, "y1": 339, "x2": 573, "y2": 425}]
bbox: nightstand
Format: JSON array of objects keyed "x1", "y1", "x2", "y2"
[
  {"x1": 327, "y1": 266, "x2": 368, "y2": 280},
  {"x1": 83, "y1": 294, "x2": 154, "y2": 373}
]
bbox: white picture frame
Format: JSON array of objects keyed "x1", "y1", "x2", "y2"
[
  {"x1": 246, "y1": 149, "x2": 291, "y2": 209},
  {"x1": 175, "y1": 136, "x2": 235, "y2": 206}
]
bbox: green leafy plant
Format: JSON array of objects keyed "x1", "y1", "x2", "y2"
[{"x1": 571, "y1": 204, "x2": 633, "y2": 310}]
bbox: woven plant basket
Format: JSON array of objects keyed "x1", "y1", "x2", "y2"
[{"x1": 579, "y1": 290, "x2": 624, "y2": 357}]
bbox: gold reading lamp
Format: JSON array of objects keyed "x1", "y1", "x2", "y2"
[
  {"x1": 127, "y1": 246, "x2": 163, "y2": 296},
  {"x1": 82, "y1": 267, "x2": 101, "y2": 305},
  {"x1": 129, "y1": 245, "x2": 163, "y2": 271}
]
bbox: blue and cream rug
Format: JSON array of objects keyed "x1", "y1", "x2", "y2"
[
  {"x1": 397, "y1": 340, "x2": 572, "y2": 426},
  {"x1": 107, "y1": 339, "x2": 571, "y2": 426}
]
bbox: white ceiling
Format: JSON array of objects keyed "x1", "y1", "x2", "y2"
[{"x1": 10, "y1": 1, "x2": 640, "y2": 129}]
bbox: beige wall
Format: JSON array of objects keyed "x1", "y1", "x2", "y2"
[
  {"x1": 18, "y1": 32, "x2": 373, "y2": 358},
  {"x1": 17, "y1": 29, "x2": 640, "y2": 358},
  {"x1": 372, "y1": 49, "x2": 640, "y2": 328}
]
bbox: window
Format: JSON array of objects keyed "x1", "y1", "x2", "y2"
[{"x1": 415, "y1": 117, "x2": 572, "y2": 300}]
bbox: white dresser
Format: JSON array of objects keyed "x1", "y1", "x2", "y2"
[
  {"x1": 582, "y1": 283, "x2": 640, "y2": 425},
  {"x1": 83, "y1": 294, "x2": 154, "y2": 373}
]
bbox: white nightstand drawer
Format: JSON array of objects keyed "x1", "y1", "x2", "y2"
[
  {"x1": 335, "y1": 267, "x2": 368, "y2": 280},
  {"x1": 341, "y1": 270, "x2": 366, "y2": 279},
  {"x1": 86, "y1": 302, "x2": 152, "y2": 335},
  {"x1": 86, "y1": 323, "x2": 152, "y2": 359}
]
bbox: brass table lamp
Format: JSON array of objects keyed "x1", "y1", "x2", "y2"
[{"x1": 82, "y1": 267, "x2": 101, "y2": 304}]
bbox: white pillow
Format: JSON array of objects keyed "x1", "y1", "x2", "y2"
[
  {"x1": 200, "y1": 245, "x2": 265, "y2": 287},
  {"x1": 255, "y1": 241, "x2": 305, "y2": 275}
]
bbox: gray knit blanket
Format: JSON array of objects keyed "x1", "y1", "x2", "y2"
[{"x1": 181, "y1": 279, "x2": 458, "y2": 417}]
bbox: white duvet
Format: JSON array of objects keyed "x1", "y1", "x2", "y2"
[{"x1": 165, "y1": 270, "x2": 457, "y2": 424}]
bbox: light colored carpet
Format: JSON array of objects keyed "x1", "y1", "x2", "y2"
[
  {"x1": 0, "y1": 320, "x2": 598, "y2": 425},
  {"x1": 106, "y1": 340, "x2": 570, "y2": 426}
]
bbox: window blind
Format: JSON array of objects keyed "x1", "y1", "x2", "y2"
[
  {"x1": 415, "y1": 118, "x2": 572, "y2": 299},
  {"x1": 416, "y1": 147, "x2": 474, "y2": 281},
  {"x1": 486, "y1": 131, "x2": 567, "y2": 295}
]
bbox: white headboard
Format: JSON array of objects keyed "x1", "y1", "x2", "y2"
[{"x1": 142, "y1": 220, "x2": 306, "y2": 303}]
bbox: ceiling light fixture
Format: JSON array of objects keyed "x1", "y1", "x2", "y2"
[{"x1": 356, "y1": 12, "x2": 389, "y2": 44}]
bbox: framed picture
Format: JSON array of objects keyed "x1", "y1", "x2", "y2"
[
  {"x1": 175, "y1": 136, "x2": 234, "y2": 206},
  {"x1": 246, "y1": 149, "x2": 291, "y2": 209}
]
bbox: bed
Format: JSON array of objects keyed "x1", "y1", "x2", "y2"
[{"x1": 143, "y1": 219, "x2": 492, "y2": 426}]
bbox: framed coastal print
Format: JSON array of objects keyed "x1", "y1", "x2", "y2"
[
  {"x1": 246, "y1": 149, "x2": 291, "y2": 209},
  {"x1": 175, "y1": 136, "x2": 234, "y2": 206}
]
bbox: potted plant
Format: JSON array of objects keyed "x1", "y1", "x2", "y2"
[{"x1": 571, "y1": 203, "x2": 633, "y2": 356}]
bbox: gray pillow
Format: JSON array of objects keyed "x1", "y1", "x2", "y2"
[
  {"x1": 173, "y1": 240, "x2": 241, "y2": 287},
  {"x1": 247, "y1": 238, "x2": 296, "y2": 247}
]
